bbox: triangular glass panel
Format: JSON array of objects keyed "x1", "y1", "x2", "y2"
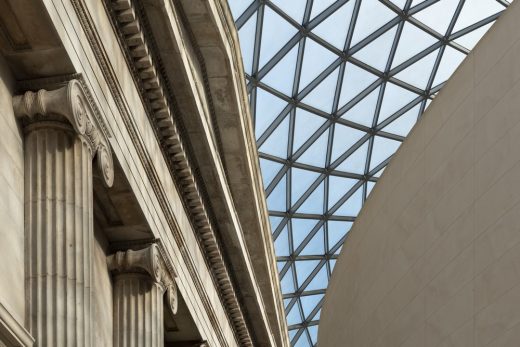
[
  {"x1": 373, "y1": 166, "x2": 386, "y2": 178},
  {"x1": 259, "y1": 114, "x2": 290, "y2": 158},
  {"x1": 260, "y1": 158, "x2": 283, "y2": 187},
  {"x1": 369, "y1": 135, "x2": 402, "y2": 171},
  {"x1": 341, "y1": 86, "x2": 380, "y2": 126},
  {"x1": 267, "y1": 173, "x2": 286, "y2": 211},
  {"x1": 413, "y1": 0, "x2": 459, "y2": 35},
  {"x1": 291, "y1": 168, "x2": 321, "y2": 203},
  {"x1": 228, "y1": 0, "x2": 254, "y2": 19},
  {"x1": 275, "y1": 225, "x2": 290, "y2": 256},
  {"x1": 277, "y1": 261, "x2": 286, "y2": 272},
  {"x1": 432, "y1": 46, "x2": 467, "y2": 87},
  {"x1": 338, "y1": 62, "x2": 379, "y2": 108},
  {"x1": 301, "y1": 67, "x2": 339, "y2": 112},
  {"x1": 377, "y1": 82, "x2": 418, "y2": 124},
  {"x1": 292, "y1": 218, "x2": 320, "y2": 250},
  {"x1": 297, "y1": 181, "x2": 325, "y2": 214},
  {"x1": 300, "y1": 294, "x2": 324, "y2": 319},
  {"x1": 294, "y1": 333, "x2": 311, "y2": 347},
  {"x1": 271, "y1": 0, "x2": 306, "y2": 23},
  {"x1": 328, "y1": 220, "x2": 352, "y2": 250},
  {"x1": 383, "y1": 103, "x2": 421, "y2": 136},
  {"x1": 308, "y1": 325, "x2": 319, "y2": 345},
  {"x1": 453, "y1": 22, "x2": 493, "y2": 50},
  {"x1": 312, "y1": 0, "x2": 355, "y2": 49},
  {"x1": 238, "y1": 14, "x2": 257, "y2": 75},
  {"x1": 269, "y1": 215, "x2": 284, "y2": 231},
  {"x1": 300, "y1": 227, "x2": 325, "y2": 255},
  {"x1": 330, "y1": 123, "x2": 366, "y2": 162},
  {"x1": 328, "y1": 175, "x2": 358, "y2": 207},
  {"x1": 394, "y1": 49, "x2": 439, "y2": 89},
  {"x1": 299, "y1": 38, "x2": 338, "y2": 91},
  {"x1": 262, "y1": 44, "x2": 299, "y2": 96},
  {"x1": 335, "y1": 140, "x2": 369, "y2": 174},
  {"x1": 286, "y1": 301, "x2": 303, "y2": 325},
  {"x1": 255, "y1": 88, "x2": 287, "y2": 138},
  {"x1": 366, "y1": 180, "x2": 376, "y2": 197},
  {"x1": 310, "y1": 0, "x2": 337, "y2": 19},
  {"x1": 353, "y1": 25, "x2": 398, "y2": 72},
  {"x1": 334, "y1": 185, "x2": 363, "y2": 216},
  {"x1": 305, "y1": 263, "x2": 328, "y2": 290},
  {"x1": 281, "y1": 265, "x2": 295, "y2": 294},
  {"x1": 329, "y1": 259, "x2": 337, "y2": 273},
  {"x1": 351, "y1": 0, "x2": 396, "y2": 45},
  {"x1": 289, "y1": 329, "x2": 298, "y2": 341},
  {"x1": 295, "y1": 260, "x2": 320, "y2": 287},
  {"x1": 391, "y1": 22, "x2": 437, "y2": 68},
  {"x1": 293, "y1": 108, "x2": 327, "y2": 154},
  {"x1": 297, "y1": 128, "x2": 330, "y2": 167},
  {"x1": 259, "y1": 7, "x2": 298, "y2": 68},
  {"x1": 453, "y1": 0, "x2": 504, "y2": 32}
]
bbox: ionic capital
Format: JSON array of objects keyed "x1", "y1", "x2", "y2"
[
  {"x1": 107, "y1": 244, "x2": 178, "y2": 315},
  {"x1": 13, "y1": 79, "x2": 114, "y2": 187}
]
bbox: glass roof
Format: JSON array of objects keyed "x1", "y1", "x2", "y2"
[{"x1": 228, "y1": 0, "x2": 511, "y2": 345}]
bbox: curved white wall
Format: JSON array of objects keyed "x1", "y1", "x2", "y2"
[{"x1": 319, "y1": 2, "x2": 520, "y2": 346}]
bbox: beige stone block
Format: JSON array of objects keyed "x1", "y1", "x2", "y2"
[
  {"x1": 424, "y1": 244, "x2": 474, "y2": 317},
  {"x1": 475, "y1": 283, "x2": 520, "y2": 347},
  {"x1": 425, "y1": 281, "x2": 473, "y2": 347},
  {"x1": 474, "y1": 80, "x2": 520, "y2": 160},
  {"x1": 437, "y1": 320, "x2": 474, "y2": 347},
  {"x1": 376, "y1": 293, "x2": 425, "y2": 347},
  {"x1": 475, "y1": 160, "x2": 520, "y2": 236},
  {"x1": 474, "y1": 42, "x2": 519, "y2": 122},
  {"x1": 475, "y1": 200, "x2": 520, "y2": 274},
  {"x1": 474, "y1": 240, "x2": 520, "y2": 312}
]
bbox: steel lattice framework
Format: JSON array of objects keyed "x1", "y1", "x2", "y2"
[{"x1": 228, "y1": 0, "x2": 511, "y2": 345}]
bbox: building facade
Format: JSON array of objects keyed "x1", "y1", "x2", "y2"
[{"x1": 0, "y1": 0, "x2": 289, "y2": 346}]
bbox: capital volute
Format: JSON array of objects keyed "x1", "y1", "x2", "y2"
[
  {"x1": 12, "y1": 79, "x2": 114, "y2": 187},
  {"x1": 107, "y1": 244, "x2": 178, "y2": 315}
]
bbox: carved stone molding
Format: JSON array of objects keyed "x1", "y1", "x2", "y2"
[
  {"x1": 103, "y1": 1, "x2": 253, "y2": 345},
  {"x1": 108, "y1": 244, "x2": 178, "y2": 346},
  {"x1": 13, "y1": 79, "x2": 114, "y2": 187}
]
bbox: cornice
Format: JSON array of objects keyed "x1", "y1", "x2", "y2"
[{"x1": 69, "y1": 0, "x2": 253, "y2": 345}]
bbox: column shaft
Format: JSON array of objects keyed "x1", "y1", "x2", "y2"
[
  {"x1": 25, "y1": 123, "x2": 92, "y2": 347},
  {"x1": 113, "y1": 274, "x2": 164, "y2": 347}
]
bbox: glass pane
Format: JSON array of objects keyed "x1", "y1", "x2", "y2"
[
  {"x1": 301, "y1": 67, "x2": 340, "y2": 112},
  {"x1": 312, "y1": 0, "x2": 355, "y2": 49},
  {"x1": 353, "y1": 26, "x2": 397, "y2": 71},
  {"x1": 259, "y1": 7, "x2": 298, "y2": 68},
  {"x1": 351, "y1": 0, "x2": 396, "y2": 45},
  {"x1": 299, "y1": 38, "x2": 337, "y2": 90},
  {"x1": 262, "y1": 44, "x2": 299, "y2": 96}
]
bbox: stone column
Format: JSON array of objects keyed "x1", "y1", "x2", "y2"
[
  {"x1": 108, "y1": 244, "x2": 178, "y2": 347},
  {"x1": 13, "y1": 80, "x2": 114, "y2": 347}
]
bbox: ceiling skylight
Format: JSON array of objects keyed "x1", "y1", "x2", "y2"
[{"x1": 228, "y1": 0, "x2": 511, "y2": 345}]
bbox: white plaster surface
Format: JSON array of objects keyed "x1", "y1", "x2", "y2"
[{"x1": 319, "y1": 2, "x2": 520, "y2": 346}]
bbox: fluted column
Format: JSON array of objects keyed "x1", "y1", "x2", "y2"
[
  {"x1": 108, "y1": 244, "x2": 178, "y2": 347},
  {"x1": 13, "y1": 80, "x2": 114, "y2": 347}
]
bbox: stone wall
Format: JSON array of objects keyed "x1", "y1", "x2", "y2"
[
  {"x1": 0, "y1": 55, "x2": 24, "y2": 324},
  {"x1": 319, "y1": 1, "x2": 520, "y2": 346}
]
